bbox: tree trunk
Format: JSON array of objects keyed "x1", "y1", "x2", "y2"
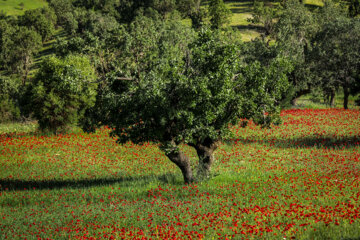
[
  {"x1": 193, "y1": 138, "x2": 220, "y2": 179},
  {"x1": 165, "y1": 149, "x2": 193, "y2": 184},
  {"x1": 343, "y1": 86, "x2": 349, "y2": 109},
  {"x1": 291, "y1": 97, "x2": 298, "y2": 106},
  {"x1": 22, "y1": 55, "x2": 30, "y2": 85},
  {"x1": 330, "y1": 90, "x2": 335, "y2": 108},
  {"x1": 291, "y1": 88, "x2": 311, "y2": 106}
]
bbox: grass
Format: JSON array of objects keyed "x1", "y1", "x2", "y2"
[
  {"x1": 0, "y1": 121, "x2": 37, "y2": 134},
  {"x1": 295, "y1": 93, "x2": 360, "y2": 109},
  {"x1": 0, "y1": 109, "x2": 359, "y2": 239},
  {"x1": 304, "y1": 0, "x2": 324, "y2": 6},
  {"x1": 226, "y1": 0, "x2": 262, "y2": 41},
  {"x1": 0, "y1": 0, "x2": 47, "y2": 16}
]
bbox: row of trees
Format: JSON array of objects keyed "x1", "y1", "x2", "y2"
[{"x1": 251, "y1": 0, "x2": 360, "y2": 108}]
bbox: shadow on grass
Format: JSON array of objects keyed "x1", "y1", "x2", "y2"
[
  {"x1": 0, "y1": 173, "x2": 180, "y2": 192},
  {"x1": 229, "y1": 5, "x2": 253, "y2": 14},
  {"x1": 233, "y1": 24, "x2": 263, "y2": 32},
  {"x1": 227, "y1": 135, "x2": 360, "y2": 149}
]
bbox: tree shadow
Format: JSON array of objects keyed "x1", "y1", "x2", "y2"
[
  {"x1": 304, "y1": 3, "x2": 323, "y2": 11},
  {"x1": 227, "y1": 135, "x2": 360, "y2": 149},
  {"x1": 229, "y1": 4, "x2": 253, "y2": 14},
  {"x1": 233, "y1": 24, "x2": 264, "y2": 31},
  {"x1": 0, "y1": 173, "x2": 180, "y2": 192}
]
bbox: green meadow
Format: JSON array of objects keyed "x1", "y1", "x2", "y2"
[{"x1": 1, "y1": 109, "x2": 360, "y2": 239}]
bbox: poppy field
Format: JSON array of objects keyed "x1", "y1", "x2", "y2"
[{"x1": 0, "y1": 109, "x2": 360, "y2": 239}]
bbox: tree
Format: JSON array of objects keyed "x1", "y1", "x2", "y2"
[
  {"x1": 312, "y1": 17, "x2": 360, "y2": 109},
  {"x1": 48, "y1": 0, "x2": 74, "y2": 27},
  {"x1": 208, "y1": 0, "x2": 232, "y2": 29},
  {"x1": 1, "y1": 26, "x2": 42, "y2": 83},
  {"x1": 249, "y1": 1, "x2": 279, "y2": 36},
  {"x1": 176, "y1": 0, "x2": 206, "y2": 29},
  {"x1": 0, "y1": 19, "x2": 13, "y2": 69},
  {"x1": 273, "y1": 0, "x2": 318, "y2": 105},
  {"x1": 18, "y1": 7, "x2": 57, "y2": 42},
  {"x1": 90, "y1": 25, "x2": 291, "y2": 183},
  {"x1": 29, "y1": 55, "x2": 97, "y2": 133}
]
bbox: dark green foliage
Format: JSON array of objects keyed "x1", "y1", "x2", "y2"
[
  {"x1": 312, "y1": 16, "x2": 360, "y2": 109},
  {"x1": 48, "y1": 0, "x2": 74, "y2": 26},
  {"x1": 348, "y1": 0, "x2": 360, "y2": 17},
  {"x1": 29, "y1": 55, "x2": 97, "y2": 133},
  {"x1": 18, "y1": 7, "x2": 57, "y2": 42},
  {"x1": 271, "y1": 0, "x2": 319, "y2": 105},
  {"x1": 90, "y1": 22, "x2": 291, "y2": 182},
  {"x1": 83, "y1": 15, "x2": 194, "y2": 132},
  {"x1": 0, "y1": 76, "x2": 21, "y2": 123},
  {"x1": 0, "y1": 26, "x2": 42, "y2": 81},
  {"x1": 56, "y1": 9, "x2": 122, "y2": 50}
]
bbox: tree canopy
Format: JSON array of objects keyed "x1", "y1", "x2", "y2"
[{"x1": 93, "y1": 25, "x2": 292, "y2": 183}]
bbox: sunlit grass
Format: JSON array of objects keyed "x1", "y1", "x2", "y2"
[
  {"x1": 304, "y1": 0, "x2": 324, "y2": 6},
  {"x1": 226, "y1": 0, "x2": 262, "y2": 41},
  {"x1": 296, "y1": 93, "x2": 359, "y2": 109},
  {"x1": 0, "y1": 0, "x2": 47, "y2": 16},
  {"x1": 0, "y1": 121, "x2": 37, "y2": 134}
]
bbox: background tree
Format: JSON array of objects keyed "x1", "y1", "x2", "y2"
[
  {"x1": 0, "y1": 19, "x2": 13, "y2": 70},
  {"x1": 312, "y1": 17, "x2": 360, "y2": 109},
  {"x1": 208, "y1": 0, "x2": 232, "y2": 29},
  {"x1": 1, "y1": 27, "x2": 42, "y2": 83},
  {"x1": 176, "y1": 0, "x2": 206, "y2": 29},
  {"x1": 248, "y1": 1, "x2": 279, "y2": 37},
  {"x1": 18, "y1": 7, "x2": 57, "y2": 42},
  {"x1": 28, "y1": 55, "x2": 97, "y2": 133},
  {"x1": 275, "y1": 0, "x2": 318, "y2": 105}
]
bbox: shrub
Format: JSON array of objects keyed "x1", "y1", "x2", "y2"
[
  {"x1": 0, "y1": 76, "x2": 21, "y2": 123},
  {"x1": 29, "y1": 55, "x2": 97, "y2": 133}
]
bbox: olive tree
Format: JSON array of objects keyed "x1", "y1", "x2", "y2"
[
  {"x1": 273, "y1": 0, "x2": 318, "y2": 105},
  {"x1": 312, "y1": 17, "x2": 360, "y2": 109},
  {"x1": 96, "y1": 24, "x2": 291, "y2": 183}
]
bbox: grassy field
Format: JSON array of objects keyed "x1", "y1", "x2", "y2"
[
  {"x1": 226, "y1": 1, "x2": 262, "y2": 41},
  {"x1": 0, "y1": 109, "x2": 359, "y2": 239},
  {"x1": 0, "y1": 0, "x2": 47, "y2": 16}
]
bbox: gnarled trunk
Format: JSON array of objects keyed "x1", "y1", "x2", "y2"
[
  {"x1": 193, "y1": 138, "x2": 220, "y2": 178},
  {"x1": 165, "y1": 149, "x2": 194, "y2": 184}
]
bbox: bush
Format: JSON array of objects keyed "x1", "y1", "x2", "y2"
[
  {"x1": 0, "y1": 76, "x2": 21, "y2": 123},
  {"x1": 29, "y1": 55, "x2": 97, "y2": 133}
]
